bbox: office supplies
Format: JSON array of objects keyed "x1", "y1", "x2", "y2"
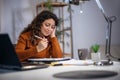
[
  {"x1": 0, "y1": 33, "x2": 48, "y2": 70},
  {"x1": 28, "y1": 57, "x2": 71, "y2": 63}
]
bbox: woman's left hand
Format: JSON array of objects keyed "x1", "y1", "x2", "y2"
[{"x1": 50, "y1": 28, "x2": 56, "y2": 38}]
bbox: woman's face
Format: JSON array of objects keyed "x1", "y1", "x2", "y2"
[{"x1": 41, "y1": 18, "x2": 55, "y2": 37}]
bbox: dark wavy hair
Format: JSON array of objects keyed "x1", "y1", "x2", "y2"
[{"x1": 21, "y1": 10, "x2": 58, "y2": 45}]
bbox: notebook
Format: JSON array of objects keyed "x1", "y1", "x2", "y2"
[
  {"x1": 28, "y1": 57, "x2": 71, "y2": 63},
  {"x1": 0, "y1": 33, "x2": 48, "y2": 70}
]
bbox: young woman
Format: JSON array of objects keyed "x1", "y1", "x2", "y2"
[{"x1": 15, "y1": 10, "x2": 63, "y2": 62}]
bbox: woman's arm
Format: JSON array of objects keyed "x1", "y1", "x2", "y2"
[
  {"x1": 15, "y1": 35, "x2": 37, "y2": 62},
  {"x1": 50, "y1": 37, "x2": 63, "y2": 58}
]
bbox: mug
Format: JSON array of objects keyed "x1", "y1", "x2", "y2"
[{"x1": 78, "y1": 48, "x2": 88, "y2": 60}]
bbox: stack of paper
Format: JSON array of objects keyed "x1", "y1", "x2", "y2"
[{"x1": 56, "y1": 59, "x2": 94, "y2": 66}]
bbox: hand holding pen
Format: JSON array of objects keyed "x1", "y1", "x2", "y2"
[{"x1": 34, "y1": 35, "x2": 48, "y2": 52}]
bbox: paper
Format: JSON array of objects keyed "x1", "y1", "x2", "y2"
[
  {"x1": 28, "y1": 58, "x2": 71, "y2": 62},
  {"x1": 56, "y1": 59, "x2": 94, "y2": 66}
]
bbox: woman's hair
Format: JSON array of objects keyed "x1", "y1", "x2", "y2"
[{"x1": 21, "y1": 10, "x2": 58, "y2": 45}]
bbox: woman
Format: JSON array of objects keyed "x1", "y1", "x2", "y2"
[{"x1": 15, "y1": 10, "x2": 63, "y2": 62}]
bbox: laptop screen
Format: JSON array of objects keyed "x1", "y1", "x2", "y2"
[
  {"x1": 0, "y1": 34, "x2": 22, "y2": 68},
  {"x1": 0, "y1": 34, "x2": 49, "y2": 70}
]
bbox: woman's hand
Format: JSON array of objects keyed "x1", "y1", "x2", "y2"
[
  {"x1": 36, "y1": 37, "x2": 48, "y2": 52},
  {"x1": 50, "y1": 28, "x2": 56, "y2": 38}
]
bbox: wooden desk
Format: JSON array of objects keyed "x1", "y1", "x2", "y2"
[{"x1": 0, "y1": 60, "x2": 120, "y2": 80}]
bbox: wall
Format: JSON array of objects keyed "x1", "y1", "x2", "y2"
[
  {"x1": 0, "y1": 0, "x2": 120, "y2": 59},
  {"x1": 0, "y1": 0, "x2": 40, "y2": 43},
  {"x1": 70, "y1": 0, "x2": 120, "y2": 59}
]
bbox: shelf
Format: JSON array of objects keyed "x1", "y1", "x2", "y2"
[
  {"x1": 36, "y1": 2, "x2": 68, "y2": 8},
  {"x1": 63, "y1": 27, "x2": 71, "y2": 31}
]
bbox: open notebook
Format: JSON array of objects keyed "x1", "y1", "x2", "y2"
[
  {"x1": 28, "y1": 57, "x2": 71, "y2": 63},
  {"x1": 0, "y1": 34, "x2": 48, "y2": 70}
]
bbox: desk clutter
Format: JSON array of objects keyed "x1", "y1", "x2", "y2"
[
  {"x1": 51, "y1": 59, "x2": 94, "y2": 66},
  {"x1": 27, "y1": 58, "x2": 94, "y2": 66}
]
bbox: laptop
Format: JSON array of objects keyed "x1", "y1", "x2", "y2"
[{"x1": 0, "y1": 33, "x2": 49, "y2": 70}]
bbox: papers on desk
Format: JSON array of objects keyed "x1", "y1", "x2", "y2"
[
  {"x1": 28, "y1": 58, "x2": 94, "y2": 66},
  {"x1": 56, "y1": 59, "x2": 94, "y2": 66},
  {"x1": 28, "y1": 58, "x2": 71, "y2": 63}
]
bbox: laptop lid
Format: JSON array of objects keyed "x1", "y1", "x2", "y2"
[{"x1": 0, "y1": 33, "x2": 48, "y2": 70}]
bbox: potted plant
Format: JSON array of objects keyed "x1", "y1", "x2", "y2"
[
  {"x1": 91, "y1": 43, "x2": 101, "y2": 62},
  {"x1": 91, "y1": 44, "x2": 100, "y2": 53}
]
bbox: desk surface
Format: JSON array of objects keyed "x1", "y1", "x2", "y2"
[{"x1": 0, "y1": 60, "x2": 120, "y2": 80}]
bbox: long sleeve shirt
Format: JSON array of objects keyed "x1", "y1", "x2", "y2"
[{"x1": 15, "y1": 32, "x2": 63, "y2": 62}]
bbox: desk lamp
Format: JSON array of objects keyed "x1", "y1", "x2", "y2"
[
  {"x1": 68, "y1": 0, "x2": 119, "y2": 65},
  {"x1": 64, "y1": 0, "x2": 120, "y2": 62},
  {"x1": 94, "y1": 0, "x2": 120, "y2": 66}
]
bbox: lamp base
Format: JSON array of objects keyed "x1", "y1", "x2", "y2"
[{"x1": 94, "y1": 60, "x2": 113, "y2": 66}]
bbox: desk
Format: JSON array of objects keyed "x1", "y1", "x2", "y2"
[{"x1": 0, "y1": 61, "x2": 120, "y2": 80}]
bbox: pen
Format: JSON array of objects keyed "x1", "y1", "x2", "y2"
[{"x1": 34, "y1": 35, "x2": 42, "y2": 39}]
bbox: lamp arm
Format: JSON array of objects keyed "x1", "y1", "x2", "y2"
[{"x1": 95, "y1": 0, "x2": 109, "y2": 22}]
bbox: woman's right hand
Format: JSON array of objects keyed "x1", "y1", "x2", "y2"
[{"x1": 36, "y1": 37, "x2": 48, "y2": 52}]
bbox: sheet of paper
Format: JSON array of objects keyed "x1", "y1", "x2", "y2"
[
  {"x1": 56, "y1": 59, "x2": 94, "y2": 66},
  {"x1": 28, "y1": 58, "x2": 71, "y2": 62}
]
